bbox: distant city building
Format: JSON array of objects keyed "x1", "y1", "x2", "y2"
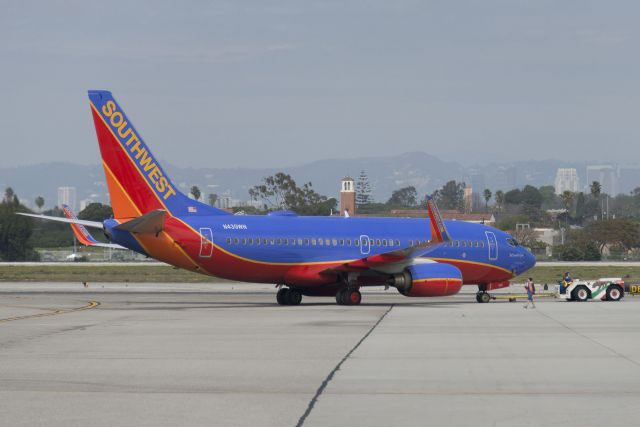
[
  {"x1": 554, "y1": 168, "x2": 579, "y2": 195},
  {"x1": 618, "y1": 165, "x2": 640, "y2": 194},
  {"x1": 340, "y1": 177, "x2": 356, "y2": 217},
  {"x1": 57, "y1": 186, "x2": 77, "y2": 210},
  {"x1": 463, "y1": 186, "x2": 473, "y2": 214},
  {"x1": 586, "y1": 165, "x2": 617, "y2": 195}
]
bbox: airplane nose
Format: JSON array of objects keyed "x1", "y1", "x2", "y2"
[{"x1": 525, "y1": 248, "x2": 536, "y2": 271}]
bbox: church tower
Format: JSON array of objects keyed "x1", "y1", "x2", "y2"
[{"x1": 340, "y1": 177, "x2": 356, "y2": 216}]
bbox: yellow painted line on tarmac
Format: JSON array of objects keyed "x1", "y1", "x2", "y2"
[
  {"x1": 492, "y1": 293, "x2": 557, "y2": 300},
  {"x1": 0, "y1": 301, "x2": 100, "y2": 324}
]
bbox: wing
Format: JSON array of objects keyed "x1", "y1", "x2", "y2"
[{"x1": 17, "y1": 212, "x2": 103, "y2": 228}]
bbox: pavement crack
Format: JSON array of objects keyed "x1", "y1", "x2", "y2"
[
  {"x1": 295, "y1": 304, "x2": 394, "y2": 427},
  {"x1": 536, "y1": 309, "x2": 640, "y2": 368}
]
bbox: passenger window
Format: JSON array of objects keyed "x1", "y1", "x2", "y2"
[
  {"x1": 332, "y1": 239, "x2": 338, "y2": 246},
  {"x1": 382, "y1": 239, "x2": 387, "y2": 246},
  {"x1": 455, "y1": 241, "x2": 460, "y2": 247},
  {"x1": 355, "y1": 240, "x2": 360, "y2": 246},
  {"x1": 339, "y1": 239, "x2": 344, "y2": 246},
  {"x1": 311, "y1": 239, "x2": 317, "y2": 245},
  {"x1": 318, "y1": 239, "x2": 324, "y2": 246},
  {"x1": 290, "y1": 239, "x2": 295, "y2": 245},
  {"x1": 284, "y1": 239, "x2": 288, "y2": 245},
  {"x1": 270, "y1": 239, "x2": 275, "y2": 245},
  {"x1": 395, "y1": 240, "x2": 400, "y2": 246},
  {"x1": 409, "y1": 240, "x2": 414, "y2": 247},
  {"x1": 226, "y1": 237, "x2": 231, "y2": 244},
  {"x1": 462, "y1": 241, "x2": 466, "y2": 247},
  {"x1": 347, "y1": 239, "x2": 351, "y2": 246},
  {"x1": 234, "y1": 238, "x2": 239, "y2": 244},
  {"x1": 481, "y1": 241, "x2": 485, "y2": 248},
  {"x1": 376, "y1": 239, "x2": 381, "y2": 246},
  {"x1": 298, "y1": 238, "x2": 303, "y2": 245},
  {"x1": 241, "y1": 238, "x2": 246, "y2": 245},
  {"x1": 256, "y1": 238, "x2": 261, "y2": 246},
  {"x1": 369, "y1": 239, "x2": 374, "y2": 246}
]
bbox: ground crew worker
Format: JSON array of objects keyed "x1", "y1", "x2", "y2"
[
  {"x1": 560, "y1": 271, "x2": 572, "y2": 294},
  {"x1": 523, "y1": 277, "x2": 536, "y2": 309}
]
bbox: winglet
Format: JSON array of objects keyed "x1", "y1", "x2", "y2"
[
  {"x1": 62, "y1": 204, "x2": 100, "y2": 246},
  {"x1": 425, "y1": 196, "x2": 450, "y2": 243}
]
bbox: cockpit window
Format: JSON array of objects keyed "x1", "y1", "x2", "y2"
[{"x1": 506, "y1": 238, "x2": 519, "y2": 247}]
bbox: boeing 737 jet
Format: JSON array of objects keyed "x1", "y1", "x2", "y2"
[{"x1": 20, "y1": 91, "x2": 535, "y2": 305}]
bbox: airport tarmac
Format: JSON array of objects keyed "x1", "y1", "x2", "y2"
[{"x1": 1, "y1": 283, "x2": 640, "y2": 427}]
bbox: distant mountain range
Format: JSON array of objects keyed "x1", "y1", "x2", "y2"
[{"x1": 0, "y1": 152, "x2": 633, "y2": 211}]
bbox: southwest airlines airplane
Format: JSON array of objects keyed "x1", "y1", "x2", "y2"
[{"x1": 21, "y1": 90, "x2": 535, "y2": 305}]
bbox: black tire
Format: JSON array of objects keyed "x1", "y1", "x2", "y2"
[
  {"x1": 480, "y1": 292, "x2": 491, "y2": 303},
  {"x1": 475, "y1": 293, "x2": 482, "y2": 303},
  {"x1": 572, "y1": 286, "x2": 589, "y2": 302},
  {"x1": 277, "y1": 288, "x2": 290, "y2": 305},
  {"x1": 336, "y1": 288, "x2": 346, "y2": 305},
  {"x1": 606, "y1": 285, "x2": 623, "y2": 302},
  {"x1": 288, "y1": 289, "x2": 302, "y2": 305}
]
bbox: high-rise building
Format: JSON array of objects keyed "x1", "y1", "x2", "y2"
[
  {"x1": 57, "y1": 186, "x2": 77, "y2": 210},
  {"x1": 554, "y1": 169, "x2": 579, "y2": 195},
  {"x1": 586, "y1": 165, "x2": 617, "y2": 195}
]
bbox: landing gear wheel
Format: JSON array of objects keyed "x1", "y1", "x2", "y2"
[
  {"x1": 476, "y1": 291, "x2": 491, "y2": 303},
  {"x1": 287, "y1": 289, "x2": 302, "y2": 305},
  {"x1": 347, "y1": 289, "x2": 362, "y2": 305},
  {"x1": 336, "y1": 288, "x2": 361, "y2": 305},
  {"x1": 606, "y1": 286, "x2": 623, "y2": 302},
  {"x1": 572, "y1": 286, "x2": 589, "y2": 302},
  {"x1": 277, "y1": 288, "x2": 290, "y2": 305},
  {"x1": 277, "y1": 288, "x2": 302, "y2": 305}
]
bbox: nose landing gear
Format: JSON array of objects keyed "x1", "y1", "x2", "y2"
[{"x1": 476, "y1": 291, "x2": 492, "y2": 303}]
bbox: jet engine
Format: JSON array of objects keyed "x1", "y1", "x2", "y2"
[{"x1": 391, "y1": 263, "x2": 463, "y2": 297}]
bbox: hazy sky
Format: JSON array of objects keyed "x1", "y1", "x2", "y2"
[{"x1": 1, "y1": 1, "x2": 639, "y2": 169}]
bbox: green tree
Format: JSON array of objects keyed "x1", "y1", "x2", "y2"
[
  {"x1": 387, "y1": 186, "x2": 418, "y2": 207},
  {"x1": 35, "y1": 196, "x2": 45, "y2": 212},
  {"x1": 483, "y1": 189, "x2": 492, "y2": 211},
  {"x1": 78, "y1": 203, "x2": 113, "y2": 221},
  {"x1": 249, "y1": 172, "x2": 336, "y2": 215},
  {"x1": 190, "y1": 186, "x2": 201, "y2": 201},
  {"x1": 494, "y1": 190, "x2": 505, "y2": 212},
  {"x1": 560, "y1": 191, "x2": 575, "y2": 215},
  {"x1": 504, "y1": 189, "x2": 522, "y2": 205},
  {"x1": 590, "y1": 181, "x2": 602, "y2": 198},
  {"x1": 355, "y1": 170, "x2": 373, "y2": 206},
  {"x1": 433, "y1": 180, "x2": 465, "y2": 211},
  {"x1": 208, "y1": 193, "x2": 218, "y2": 207},
  {"x1": 585, "y1": 219, "x2": 640, "y2": 254},
  {"x1": 0, "y1": 188, "x2": 39, "y2": 261}
]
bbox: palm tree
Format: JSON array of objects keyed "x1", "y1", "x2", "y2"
[
  {"x1": 590, "y1": 181, "x2": 601, "y2": 199},
  {"x1": 483, "y1": 189, "x2": 492, "y2": 211},
  {"x1": 190, "y1": 186, "x2": 201, "y2": 201},
  {"x1": 494, "y1": 190, "x2": 504, "y2": 212},
  {"x1": 35, "y1": 196, "x2": 45, "y2": 212}
]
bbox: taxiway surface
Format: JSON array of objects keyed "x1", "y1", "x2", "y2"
[{"x1": 1, "y1": 283, "x2": 640, "y2": 427}]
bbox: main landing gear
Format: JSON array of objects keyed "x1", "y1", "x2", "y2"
[
  {"x1": 276, "y1": 287, "x2": 302, "y2": 306},
  {"x1": 336, "y1": 288, "x2": 362, "y2": 306}
]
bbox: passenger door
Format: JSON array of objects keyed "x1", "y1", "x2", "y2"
[
  {"x1": 199, "y1": 227, "x2": 214, "y2": 258},
  {"x1": 485, "y1": 231, "x2": 498, "y2": 261},
  {"x1": 359, "y1": 234, "x2": 370, "y2": 255}
]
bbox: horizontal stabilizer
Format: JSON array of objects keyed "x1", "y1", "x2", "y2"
[
  {"x1": 114, "y1": 209, "x2": 166, "y2": 234},
  {"x1": 17, "y1": 212, "x2": 103, "y2": 229}
]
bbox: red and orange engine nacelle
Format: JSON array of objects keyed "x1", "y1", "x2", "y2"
[{"x1": 392, "y1": 263, "x2": 463, "y2": 297}]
